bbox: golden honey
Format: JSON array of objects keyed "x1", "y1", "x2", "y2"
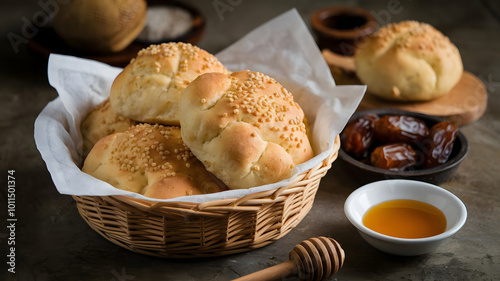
[{"x1": 363, "y1": 199, "x2": 446, "y2": 239}]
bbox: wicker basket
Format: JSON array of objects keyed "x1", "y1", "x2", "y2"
[{"x1": 73, "y1": 136, "x2": 340, "y2": 258}]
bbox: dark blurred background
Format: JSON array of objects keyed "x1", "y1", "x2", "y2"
[{"x1": 1, "y1": 0, "x2": 499, "y2": 280}]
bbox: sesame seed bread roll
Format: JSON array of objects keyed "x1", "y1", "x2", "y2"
[
  {"x1": 110, "y1": 42, "x2": 228, "y2": 125},
  {"x1": 82, "y1": 124, "x2": 228, "y2": 200},
  {"x1": 80, "y1": 98, "x2": 137, "y2": 157},
  {"x1": 178, "y1": 70, "x2": 314, "y2": 189},
  {"x1": 354, "y1": 21, "x2": 463, "y2": 101}
]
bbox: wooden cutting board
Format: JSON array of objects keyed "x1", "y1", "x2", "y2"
[{"x1": 322, "y1": 50, "x2": 488, "y2": 125}]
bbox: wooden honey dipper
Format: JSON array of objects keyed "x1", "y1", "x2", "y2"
[{"x1": 233, "y1": 237, "x2": 345, "y2": 281}]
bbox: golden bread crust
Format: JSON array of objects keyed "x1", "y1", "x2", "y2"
[
  {"x1": 82, "y1": 124, "x2": 228, "y2": 199},
  {"x1": 52, "y1": 0, "x2": 147, "y2": 53},
  {"x1": 179, "y1": 70, "x2": 314, "y2": 189},
  {"x1": 110, "y1": 43, "x2": 227, "y2": 125},
  {"x1": 80, "y1": 98, "x2": 137, "y2": 157},
  {"x1": 354, "y1": 21, "x2": 463, "y2": 101}
]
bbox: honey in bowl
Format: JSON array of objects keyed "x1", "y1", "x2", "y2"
[{"x1": 363, "y1": 199, "x2": 446, "y2": 239}]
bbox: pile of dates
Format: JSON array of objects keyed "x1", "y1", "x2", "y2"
[{"x1": 341, "y1": 114, "x2": 459, "y2": 171}]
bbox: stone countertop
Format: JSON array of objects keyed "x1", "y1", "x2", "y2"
[{"x1": 1, "y1": 0, "x2": 499, "y2": 280}]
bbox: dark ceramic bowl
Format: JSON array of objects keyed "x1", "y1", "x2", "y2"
[
  {"x1": 310, "y1": 6, "x2": 378, "y2": 56},
  {"x1": 339, "y1": 109, "x2": 468, "y2": 184}
]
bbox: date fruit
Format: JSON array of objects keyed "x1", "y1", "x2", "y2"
[
  {"x1": 341, "y1": 114, "x2": 379, "y2": 158},
  {"x1": 423, "y1": 121, "x2": 459, "y2": 168},
  {"x1": 370, "y1": 143, "x2": 418, "y2": 171},
  {"x1": 374, "y1": 115, "x2": 429, "y2": 144}
]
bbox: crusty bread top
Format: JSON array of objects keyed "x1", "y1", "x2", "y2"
[
  {"x1": 80, "y1": 98, "x2": 137, "y2": 157},
  {"x1": 110, "y1": 42, "x2": 228, "y2": 125},
  {"x1": 82, "y1": 123, "x2": 228, "y2": 199},
  {"x1": 360, "y1": 21, "x2": 455, "y2": 56},
  {"x1": 354, "y1": 21, "x2": 463, "y2": 101},
  {"x1": 179, "y1": 70, "x2": 314, "y2": 189}
]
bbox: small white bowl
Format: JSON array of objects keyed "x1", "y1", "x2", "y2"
[{"x1": 344, "y1": 179, "x2": 467, "y2": 256}]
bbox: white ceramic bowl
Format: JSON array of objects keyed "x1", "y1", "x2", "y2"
[{"x1": 344, "y1": 179, "x2": 467, "y2": 256}]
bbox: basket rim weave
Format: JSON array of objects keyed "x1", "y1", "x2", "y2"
[{"x1": 92, "y1": 135, "x2": 340, "y2": 216}]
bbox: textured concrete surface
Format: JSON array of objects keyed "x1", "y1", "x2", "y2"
[{"x1": 1, "y1": 0, "x2": 499, "y2": 280}]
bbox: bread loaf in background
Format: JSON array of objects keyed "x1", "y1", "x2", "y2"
[
  {"x1": 52, "y1": 0, "x2": 147, "y2": 53},
  {"x1": 354, "y1": 21, "x2": 463, "y2": 101},
  {"x1": 178, "y1": 70, "x2": 314, "y2": 189},
  {"x1": 110, "y1": 42, "x2": 228, "y2": 125},
  {"x1": 82, "y1": 124, "x2": 228, "y2": 199}
]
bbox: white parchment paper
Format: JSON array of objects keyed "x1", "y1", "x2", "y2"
[{"x1": 34, "y1": 9, "x2": 366, "y2": 203}]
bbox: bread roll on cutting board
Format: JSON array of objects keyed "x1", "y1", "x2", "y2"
[
  {"x1": 355, "y1": 21, "x2": 463, "y2": 102},
  {"x1": 322, "y1": 21, "x2": 487, "y2": 125}
]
